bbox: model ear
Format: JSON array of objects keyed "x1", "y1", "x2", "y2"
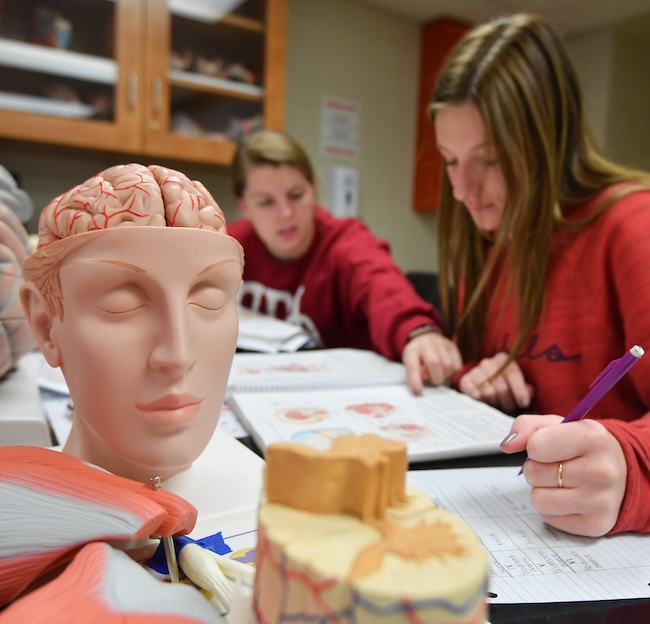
[{"x1": 20, "y1": 282, "x2": 62, "y2": 367}]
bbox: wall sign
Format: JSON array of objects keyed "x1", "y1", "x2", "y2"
[{"x1": 320, "y1": 95, "x2": 360, "y2": 160}]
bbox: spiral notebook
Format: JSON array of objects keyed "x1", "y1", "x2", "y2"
[{"x1": 226, "y1": 349, "x2": 515, "y2": 463}]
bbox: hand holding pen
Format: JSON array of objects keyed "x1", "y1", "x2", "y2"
[
  {"x1": 559, "y1": 345, "x2": 645, "y2": 423},
  {"x1": 517, "y1": 345, "x2": 645, "y2": 474}
]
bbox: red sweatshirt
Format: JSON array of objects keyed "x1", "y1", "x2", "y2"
[
  {"x1": 457, "y1": 187, "x2": 650, "y2": 534},
  {"x1": 227, "y1": 206, "x2": 442, "y2": 361}
]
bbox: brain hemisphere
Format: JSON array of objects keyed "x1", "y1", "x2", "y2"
[
  {"x1": 38, "y1": 163, "x2": 227, "y2": 247},
  {"x1": 149, "y1": 165, "x2": 227, "y2": 232}
]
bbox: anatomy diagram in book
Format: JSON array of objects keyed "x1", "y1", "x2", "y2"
[
  {"x1": 378, "y1": 423, "x2": 437, "y2": 444},
  {"x1": 291, "y1": 427, "x2": 354, "y2": 450},
  {"x1": 346, "y1": 402, "x2": 396, "y2": 418},
  {"x1": 275, "y1": 406, "x2": 330, "y2": 424},
  {"x1": 238, "y1": 362, "x2": 331, "y2": 376}
]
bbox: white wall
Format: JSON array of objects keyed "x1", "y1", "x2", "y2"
[
  {"x1": 283, "y1": 0, "x2": 439, "y2": 272},
  {"x1": 567, "y1": 16, "x2": 650, "y2": 171},
  {"x1": 567, "y1": 27, "x2": 614, "y2": 149},
  {"x1": 606, "y1": 13, "x2": 650, "y2": 170}
]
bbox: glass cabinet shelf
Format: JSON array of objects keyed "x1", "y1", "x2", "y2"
[
  {"x1": 0, "y1": 38, "x2": 117, "y2": 85},
  {"x1": 168, "y1": 68, "x2": 263, "y2": 100},
  {"x1": 0, "y1": 91, "x2": 96, "y2": 118},
  {"x1": 0, "y1": 0, "x2": 286, "y2": 166}
]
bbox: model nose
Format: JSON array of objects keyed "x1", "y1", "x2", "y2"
[{"x1": 149, "y1": 305, "x2": 197, "y2": 375}]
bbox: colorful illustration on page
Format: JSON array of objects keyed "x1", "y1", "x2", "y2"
[{"x1": 291, "y1": 427, "x2": 354, "y2": 450}]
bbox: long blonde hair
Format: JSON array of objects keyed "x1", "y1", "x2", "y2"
[{"x1": 430, "y1": 13, "x2": 650, "y2": 362}]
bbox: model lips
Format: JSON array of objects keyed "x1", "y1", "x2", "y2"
[
  {"x1": 136, "y1": 394, "x2": 204, "y2": 426},
  {"x1": 138, "y1": 394, "x2": 202, "y2": 411}
]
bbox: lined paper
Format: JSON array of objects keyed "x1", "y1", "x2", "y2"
[{"x1": 408, "y1": 467, "x2": 650, "y2": 603}]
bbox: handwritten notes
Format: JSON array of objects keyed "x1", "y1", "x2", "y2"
[{"x1": 408, "y1": 467, "x2": 650, "y2": 603}]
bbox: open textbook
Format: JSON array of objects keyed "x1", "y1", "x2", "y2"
[{"x1": 226, "y1": 349, "x2": 515, "y2": 463}]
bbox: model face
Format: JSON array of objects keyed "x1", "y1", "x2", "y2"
[
  {"x1": 54, "y1": 228, "x2": 242, "y2": 481},
  {"x1": 435, "y1": 103, "x2": 508, "y2": 234},
  {"x1": 237, "y1": 164, "x2": 316, "y2": 261}
]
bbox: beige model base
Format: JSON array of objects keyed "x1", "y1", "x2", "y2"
[{"x1": 254, "y1": 436, "x2": 488, "y2": 624}]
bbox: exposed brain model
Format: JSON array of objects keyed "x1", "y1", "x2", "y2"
[
  {"x1": 38, "y1": 162, "x2": 228, "y2": 243},
  {"x1": 24, "y1": 163, "x2": 241, "y2": 319},
  {"x1": 20, "y1": 162, "x2": 243, "y2": 484}
]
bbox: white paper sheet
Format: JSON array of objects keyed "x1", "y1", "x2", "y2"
[
  {"x1": 227, "y1": 348, "x2": 406, "y2": 392},
  {"x1": 237, "y1": 309, "x2": 313, "y2": 353},
  {"x1": 408, "y1": 467, "x2": 650, "y2": 604}
]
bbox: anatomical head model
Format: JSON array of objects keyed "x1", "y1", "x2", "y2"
[{"x1": 20, "y1": 163, "x2": 243, "y2": 483}]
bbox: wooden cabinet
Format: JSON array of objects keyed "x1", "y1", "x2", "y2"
[{"x1": 0, "y1": 0, "x2": 286, "y2": 166}]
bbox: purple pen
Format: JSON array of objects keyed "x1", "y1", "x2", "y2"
[
  {"x1": 561, "y1": 344, "x2": 645, "y2": 423},
  {"x1": 518, "y1": 344, "x2": 645, "y2": 475}
]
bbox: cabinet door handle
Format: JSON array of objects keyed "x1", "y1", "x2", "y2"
[
  {"x1": 127, "y1": 73, "x2": 138, "y2": 109},
  {"x1": 152, "y1": 78, "x2": 162, "y2": 115}
]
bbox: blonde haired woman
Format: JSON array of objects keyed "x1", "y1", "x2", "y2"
[
  {"x1": 230, "y1": 130, "x2": 462, "y2": 395},
  {"x1": 431, "y1": 13, "x2": 650, "y2": 536}
]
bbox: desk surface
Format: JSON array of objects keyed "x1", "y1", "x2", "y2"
[{"x1": 238, "y1": 436, "x2": 650, "y2": 624}]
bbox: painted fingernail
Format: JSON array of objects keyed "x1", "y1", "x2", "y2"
[{"x1": 501, "y1": 432, "x2": 517, "y2": 446}]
